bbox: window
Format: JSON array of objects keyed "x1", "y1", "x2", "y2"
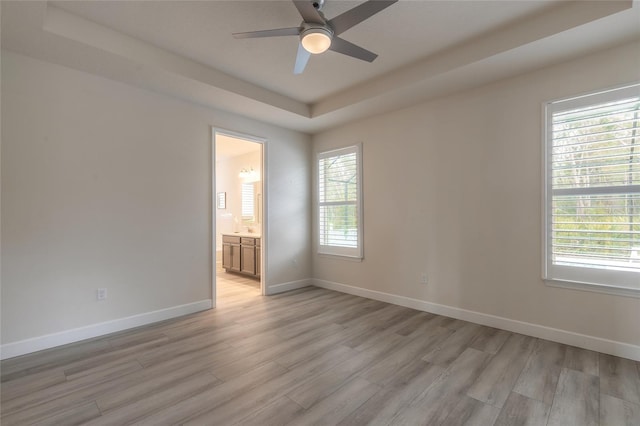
[
  {"x1": 318, "y1": 144, "x2": 363, "y2": 258},
  {"x1": 544, "y1": 83, "x2": 640, "y2": 295},
  {"x1": 241, "y1": 182, "x2": 254, "y2": 221}
]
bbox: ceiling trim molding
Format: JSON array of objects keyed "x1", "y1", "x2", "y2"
[
  {"x1": 310, "y1": 0, "x2": 633, "y2": 118},
  {"x1": 2, "y1": 1, "x2": 638, "y2": 134},
  {"x1": 43, "y1": 4, "x2": 311, "y2": 119}
]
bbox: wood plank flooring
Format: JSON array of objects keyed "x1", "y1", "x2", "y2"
[{"x1": 2, "y1": 270, "x2": 639, "y2": 425}]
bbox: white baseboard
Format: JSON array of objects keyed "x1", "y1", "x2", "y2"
[
  {"x1": 0, "y1": 299, "x2": 213, "y2": 360},
  {"x1": 312, "y1": 279, "x2": 640, "y2": 362},
  {"x1": 267, "y1": 278, "x2": 312, "y2": 295}
]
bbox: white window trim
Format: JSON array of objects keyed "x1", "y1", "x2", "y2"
[
  {"x1": 317, "y1": 143, "x2": 364, "y2": 260},
  {"x1": 542, "y1": 83, "x2": 640, "y2": 298}
]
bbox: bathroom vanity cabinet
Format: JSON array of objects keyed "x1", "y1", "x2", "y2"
[{"x1": 222, "y1": 234, "x2": 260, "y2": 278}]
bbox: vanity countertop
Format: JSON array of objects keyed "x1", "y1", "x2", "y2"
[{"x1": 224, "y1": 232, "x2": 261, "y2": 239}]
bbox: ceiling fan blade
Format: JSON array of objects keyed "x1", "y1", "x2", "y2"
[
  {"x1": 233, "y1": 27, "x2": 301, "y2": 39},
  {"x1": 294, "y1": 42, "x2": 312, "y2": 74},
  {"x1": 328, "y1": 0, "x2": 398, "y2": 36},
  {"x1": 329, "y1": 36, "x2": 377, "y2": 62},
  {"x1": 292, "y1": 0, "x2": 325, "y2": 24}
]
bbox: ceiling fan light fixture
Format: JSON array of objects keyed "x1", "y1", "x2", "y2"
[{"x1": 301, "y1": 27, "x2": 332, "y2": 54}]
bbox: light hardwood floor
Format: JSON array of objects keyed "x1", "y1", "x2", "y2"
[{"x1": 1, "y1": 272, "x2": 639, "y2": 425}]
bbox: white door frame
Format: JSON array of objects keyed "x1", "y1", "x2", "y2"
[{"x1": 211, "y1": 127, "x2": 268, "y2": 305}]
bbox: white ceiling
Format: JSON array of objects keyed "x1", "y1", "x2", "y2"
[
  {"x1": 49, "y1": 0, "x2": 561, "y2": 103},
  {"x1": 2, "y1": 1, "x2": 640, "y2": 134}
]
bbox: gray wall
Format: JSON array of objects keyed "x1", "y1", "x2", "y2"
[
  {"x1": 312, "y1": 41, "x2": 640, "y2": 348},
  {"x1": 1, "y1": 51, "x2": 311, "y2": 345}
]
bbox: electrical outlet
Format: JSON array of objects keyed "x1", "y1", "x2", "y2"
[
  {"x1": 420, "y1": 274, "x2": 428, "y2": 284},
  {"x1": 97, "y1": 288, "x2": 107, "y2": 301}
]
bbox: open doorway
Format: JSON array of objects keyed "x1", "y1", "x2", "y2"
[{"x1": 213, "y1": 129, "x2": 265, "y2": 306}]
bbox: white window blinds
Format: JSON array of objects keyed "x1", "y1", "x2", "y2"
[
  {"x1": 318, "y1": 144, "x2": 363, "y2": 258},
  {"x1": 241, "y1": 182, "x2": 254, "y2": 220},
  {"x1": 545, "y1": 84, "x2": 640, "y2": 292}
]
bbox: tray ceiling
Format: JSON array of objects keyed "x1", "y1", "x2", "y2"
[{"x1": 2, "y1": 1, "x2": 639, "y2": 133}]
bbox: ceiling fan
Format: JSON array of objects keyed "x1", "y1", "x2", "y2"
[{"x1": 232, "y1": 0, "x2": 398, "y2": 74}]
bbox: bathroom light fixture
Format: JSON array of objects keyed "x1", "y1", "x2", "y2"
[
  {"x1": 239, "y1": 167, "x2": 254, "y2": 179},
  {"x1": 300, "y1": 26, "x2": 332, "y2": 54},
  {"x1": 239, "y1": 167, "x2": 259, "y2": 180}
]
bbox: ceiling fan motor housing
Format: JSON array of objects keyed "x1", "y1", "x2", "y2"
[{"x1": 312, "y1": 0, "x2": 325, "y2": 11}]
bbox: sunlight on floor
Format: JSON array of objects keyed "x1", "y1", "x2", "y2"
[{"x1": 216, "y1": 262, "x2": 261, "y2": 306}]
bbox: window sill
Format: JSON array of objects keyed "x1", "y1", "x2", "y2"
[
  {"x1": 317, "y1": 253, "x2": 363, "y2": 262},
  {"x1": 544, "y1": 279, "x2": 640, "y2": 299}
]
